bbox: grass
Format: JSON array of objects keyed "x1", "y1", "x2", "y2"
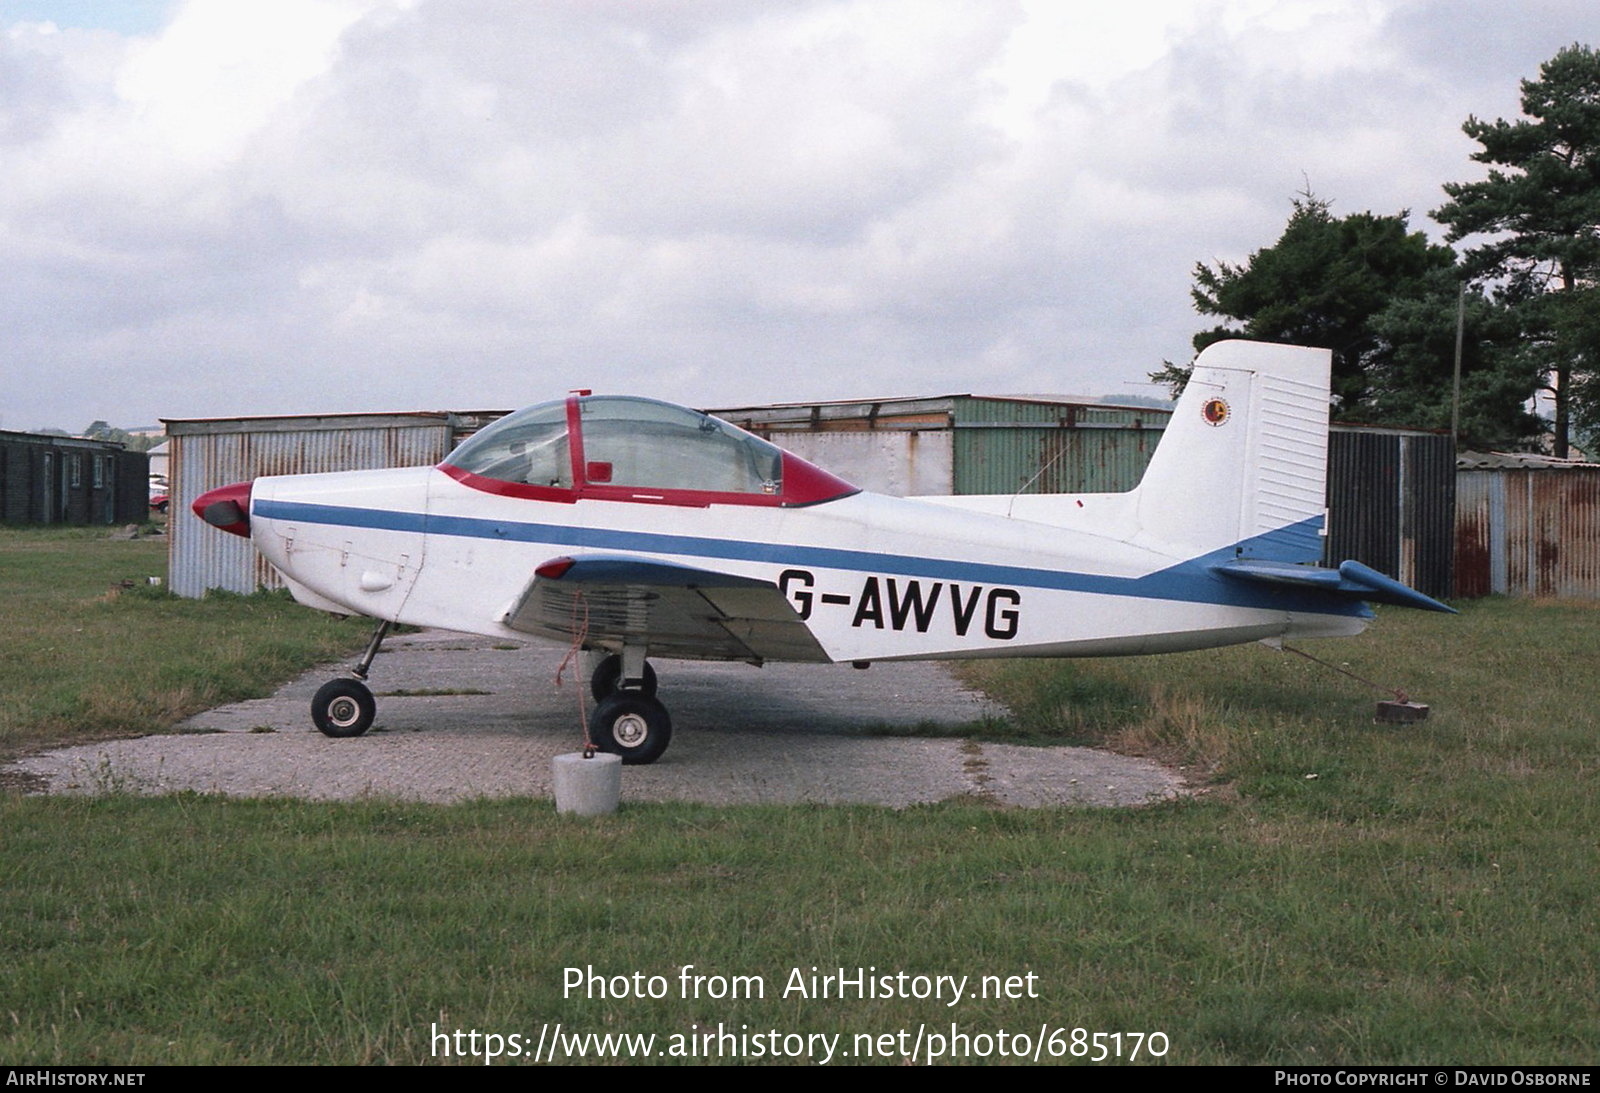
[
  {"x1": 0, "y1": 526, "x2": 370, "y2": 758},
  {"x1": 2, "y1": 530, "x2": 1597, "y2": 1064}
]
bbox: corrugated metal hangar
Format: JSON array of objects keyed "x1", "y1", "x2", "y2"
[
  {"x1": 1455, "y1": 452, "x2": 1600, "y2": 598},
  {"x1": 720, "y1": 396, "x2": 1454, "y2": 600},
  {"x1": 163, "y1": 411, "x2": 505, "y2": 598},
  {"x1": 165, "y1": 394, "x2": 1456, "y2": 602}
]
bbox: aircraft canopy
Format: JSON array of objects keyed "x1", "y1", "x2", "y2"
[{"x1": 442, "y1": 395, "x2": 857, "y2": 507}]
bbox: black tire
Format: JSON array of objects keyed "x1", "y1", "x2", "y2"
[
  {"x1": 589, "y1": 693, "x2": 672, "y2": 765},
  {"x1": 589, "y1": 654, "x2": 658, "y2": 701},
  {"x1": 311, "y1": 678, "x2": 376, "y2": 738}
]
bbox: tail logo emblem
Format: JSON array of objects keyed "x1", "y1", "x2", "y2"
[{"x1": 1202, "y1": 397, "x2": 1230, "y2": 427}]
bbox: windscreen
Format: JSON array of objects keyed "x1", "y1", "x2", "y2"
[{"x1": 444, "y1": 401, "x2": 571, "y2": 488}]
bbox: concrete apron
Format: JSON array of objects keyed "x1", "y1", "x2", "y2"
[{"x1": 11, "y1": 630, "x2": 1187, "y2": 808}]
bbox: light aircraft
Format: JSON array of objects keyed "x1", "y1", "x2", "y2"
[{"x1": 192, "y1": 339, "x2": 1452, "y2": 764}]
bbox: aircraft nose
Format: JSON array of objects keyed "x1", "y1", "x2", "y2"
[{"x1": 193, "y1": 481, "x2": 253, "y2": 537}]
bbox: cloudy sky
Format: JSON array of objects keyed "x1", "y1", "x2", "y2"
[{"x1": 2, "y1": 0, "x2": 1595, "y2": 431}]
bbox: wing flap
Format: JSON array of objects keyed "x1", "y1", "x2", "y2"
[{"x1": 503, "y1": 555, "x2": 831, "y2": 662}]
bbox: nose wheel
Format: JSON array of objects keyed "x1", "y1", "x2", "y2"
[
  {"x1": 310, "y1": 619, "x2": 389, "y2": 738},
  {"x1": 312, "y1": 678, "x2": 376, "y2": 738}
]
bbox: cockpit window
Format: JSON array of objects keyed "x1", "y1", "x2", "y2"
[
  {"x1": 445, "y1": 400, "x2": 571, "y2": 488},
  {"x1": 442, "y1": 394, "x2": 853, "y2": 505},
  {"x1": 579, "y1": 397, "x2": 783, "y2": 495}
]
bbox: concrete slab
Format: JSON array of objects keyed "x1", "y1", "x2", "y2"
[{"x1": 10, "y1": 631, "x2": 1187, "y2": 808}]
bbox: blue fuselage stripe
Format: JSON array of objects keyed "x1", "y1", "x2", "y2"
[{"x1": 253, "y1": 500, "x2": 1366, "y2": 617}]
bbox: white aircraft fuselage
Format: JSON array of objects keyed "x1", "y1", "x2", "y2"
[
  {"x1": 192, "y1": 340, "x2": 1450, "y2": 761},
  {"x1": 246, "y1": 463, "x2": 1368, "y2": 663}
]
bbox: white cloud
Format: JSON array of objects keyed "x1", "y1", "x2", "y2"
[
  {"x1": 114, "y1": 0, "x2": 388, "y2": 166},
  {"x1": 2, "y1": 0, "x2": 1596, "y2": 430}
]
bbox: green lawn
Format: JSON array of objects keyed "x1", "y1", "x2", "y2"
[
  {"x1": 2, "y1": 530, "x2": 1595, "y2": 1064},
  {"x1": 0, "y1": 526, "x2": 369, "y2": 758}
]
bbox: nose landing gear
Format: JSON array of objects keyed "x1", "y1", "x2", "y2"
[
  {"x1": 310, "y1": 619, "x2": 390, "y2": 738},
  {"x1": 311, "y1": 677, "x2": 376, "y2": 737}
]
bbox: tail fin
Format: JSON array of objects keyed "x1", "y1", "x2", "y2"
[{"x1": 1134, "y1": 340, "x2": 1331, "y2": 562}]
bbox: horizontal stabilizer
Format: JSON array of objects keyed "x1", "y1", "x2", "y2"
[{"x1": 1212, "y1": 558, "x2": 1457, "y2": 614}]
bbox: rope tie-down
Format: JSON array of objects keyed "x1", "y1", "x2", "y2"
[
  {"x1": 555, "y1": 591, "x2": 597, "y2": 756},
  {"x1": 1279, "y1": 642, "x2": 1430, "y2": 723}
]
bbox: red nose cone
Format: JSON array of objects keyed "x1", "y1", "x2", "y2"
[{"x1": 193, "y1": 481, "x2": 253, "y2": 537}]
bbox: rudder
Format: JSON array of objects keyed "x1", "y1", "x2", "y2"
[{"x1": 1133, "y1": 340, "x2": 1331, "y2": 562}]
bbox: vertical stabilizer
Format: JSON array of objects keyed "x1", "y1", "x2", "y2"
[{"x1": 1134, "y1": 340, "x2": 1331, "y2": 561}]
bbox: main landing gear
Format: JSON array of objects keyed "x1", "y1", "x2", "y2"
[
  {"x1": 306, "y1": 626, "x2": 674, "y2": 764},
  {"x1": 588, "y1": 652, "x2": 672, "y2": 765},
  {"x1": 310, "y1": 620, "x2": 390, "y2": 738}
]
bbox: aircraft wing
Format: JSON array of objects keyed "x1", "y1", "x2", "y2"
[{"x1": 502, "y1": 555, "x2": 832, "y2": 663}]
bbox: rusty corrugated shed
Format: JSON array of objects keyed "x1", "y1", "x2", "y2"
[
  {"x1": 715, "y1": 395, "x2": 957, "y2": 434},
  {"x1": 165, "y1": 412, "x2": 473, "y2": 597},
  {"x1": 1455, "y1": 466, "x2": 1600, "y2": 598},
  {"x1": 1323, "y1": 428, "x2": 1455, "y2": 600},
  {"x1": 952, "y1": 397, "x2": 1163, "y2": 428}
]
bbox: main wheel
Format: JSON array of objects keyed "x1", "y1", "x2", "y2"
[
  {"x1": 589, "y1": 654, "x2": 658, "y2": 701},
  {"x1": 311, "y1": 678, "x2": 376, "y2": 738},
  {"x1": 589, "y1": 693, "x2": 672, "y2": 765}
]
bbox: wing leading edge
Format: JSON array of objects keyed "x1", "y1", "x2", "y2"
[{"x1": 502, "y1": 555, "x2": 831, "y2": 663}]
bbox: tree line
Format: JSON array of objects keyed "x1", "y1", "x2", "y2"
[{"x1": 1154, "y1": 43, "x2": 1599, "y2": 455}]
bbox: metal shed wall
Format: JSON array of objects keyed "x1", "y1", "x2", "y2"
[
  {"x1": 1455, "y1": 468, "x2": 1600, "y2": 599},
  {"x1": 722, "y1": 395, "x2": 1171, "y2": 498},
  {"x1": 765, "y1": 430, "x2": 955, "y2": 496},
  {"x1": 166, "y1": 414, "x2": 460, "y2": 597},
  {"x1": 718, "y1": 396, "x2": 960, "y2": 495},
  {"x1": 1324, "y1": 429, "x2": 1455, "y2": 600},
  {"x1": 953, "y1": 400, "x2": 1168, "y2": 496}
]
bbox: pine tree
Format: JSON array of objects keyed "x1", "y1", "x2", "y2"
[
  {"x1": 1155, "y1": 196, "x2": 1453, "y2": 407},
  {"x1": 1157, "y1": 196, "x2": 1540, "y2": 447},
  {"x1": 1434, "y1": 43, "x2": 1600, "y2": 457}
]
